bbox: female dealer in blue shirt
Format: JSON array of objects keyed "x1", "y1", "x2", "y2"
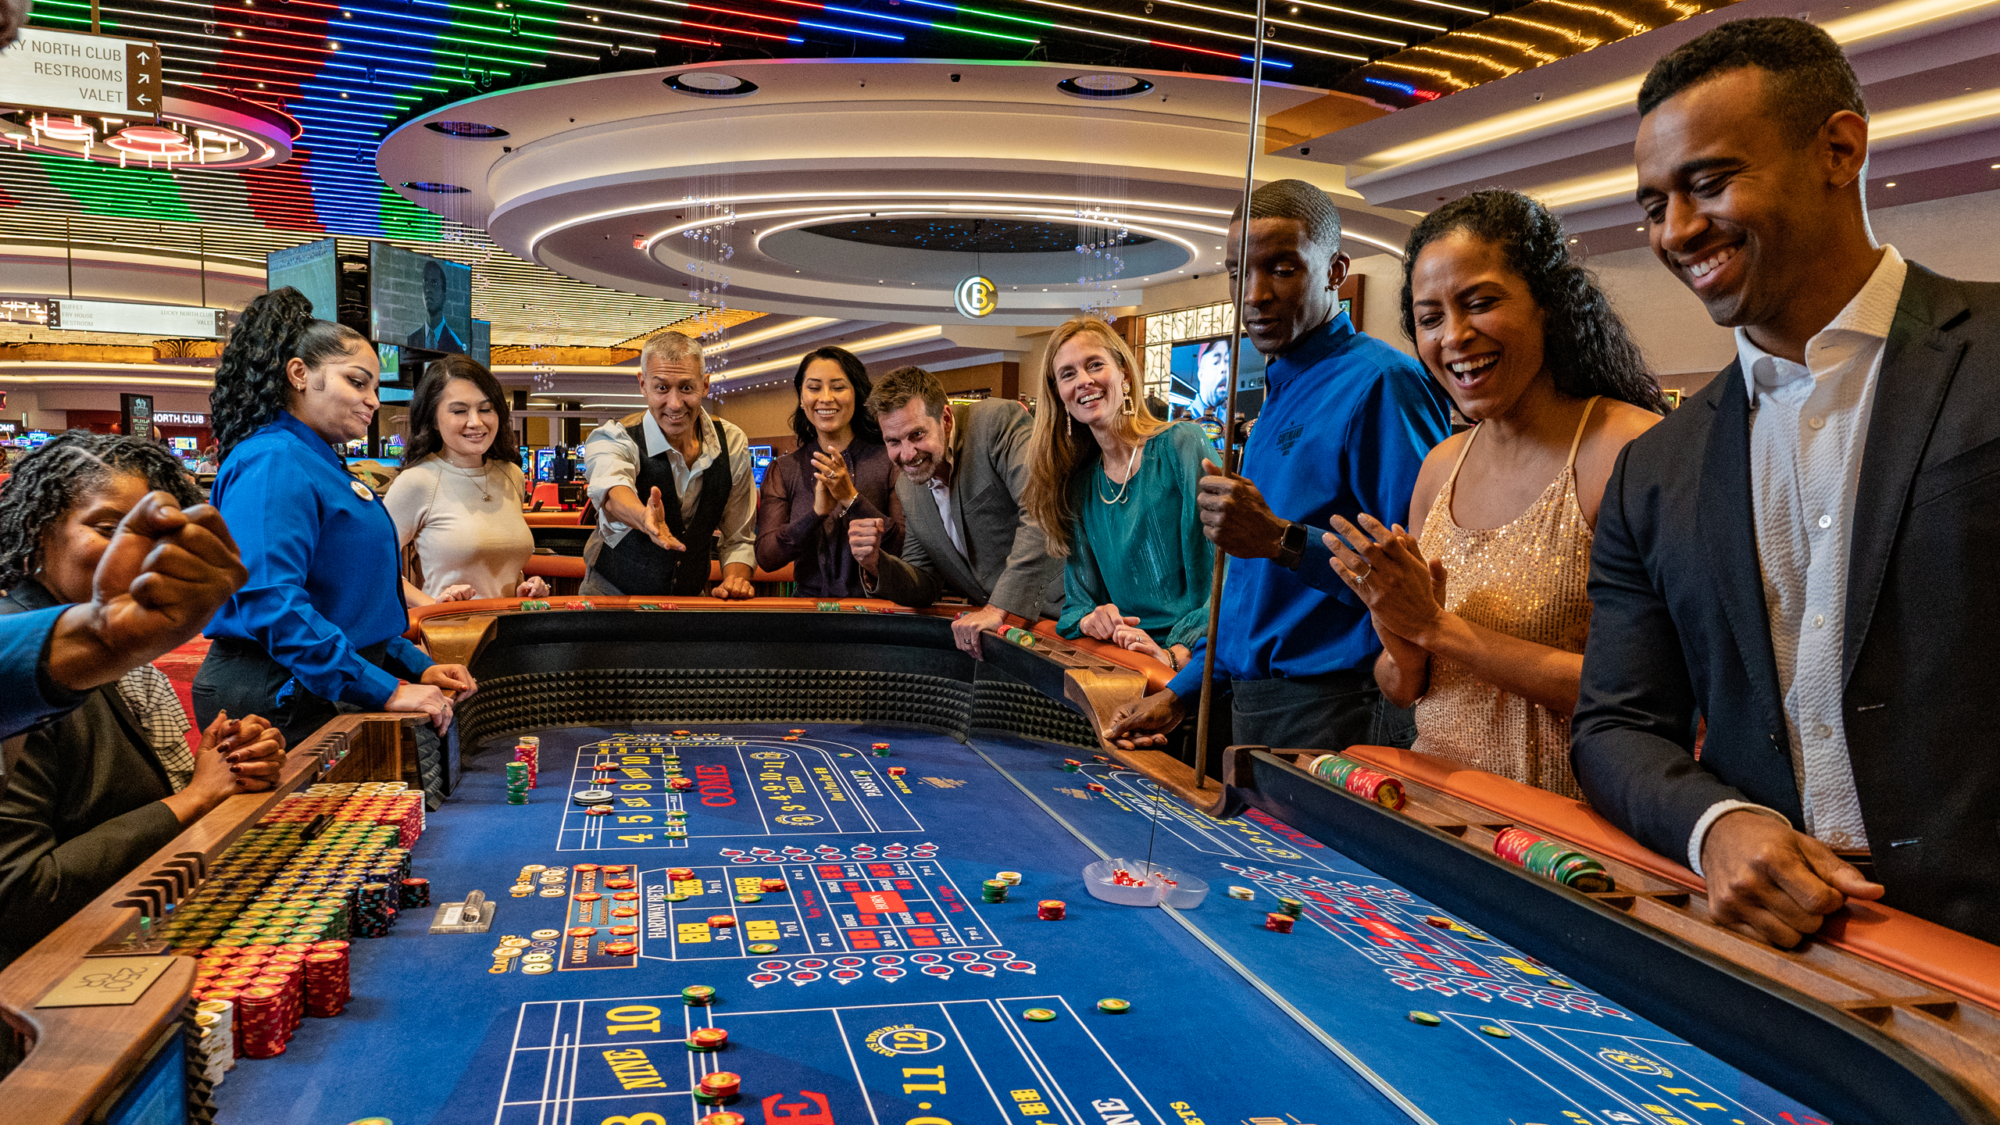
[{"x1": 192, "y1": 288, "x2": 472, "y2": 751}]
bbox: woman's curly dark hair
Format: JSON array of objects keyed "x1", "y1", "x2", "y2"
[
  {"x1": 0, "y1": 430, "x2": 202, "y2": 592},
  {"x1": 789, "y1": 346, "x2": 883, "y2": 449},
  {"x1": 403, "y1": 354, "x2": 521, "y2": 468},
  {"x1": 211, "y1": 287, "x2": 371, "y2": 459},
  {"x1": 1400, "y1": 190, "x2": 1666, "y2": 413}
]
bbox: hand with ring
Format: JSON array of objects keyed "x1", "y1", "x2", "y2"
[{"x1": 1323, "y1": 512, "x2": 1448, "y2": 644}]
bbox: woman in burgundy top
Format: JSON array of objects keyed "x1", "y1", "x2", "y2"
[{"x1": 756, "y1": 346, "x2": 904, "y2": 598}]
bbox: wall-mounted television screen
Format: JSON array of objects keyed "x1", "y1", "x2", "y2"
[
  {"x1": 749, "y1": 444, "x2": 773, "y2": 487},
  {"x1": 266, "y1": 238, "x2": 339, "y2": 321},
  {"x1": 368, "y1": 243, "x2": 471, "y2": 354},
  {"x1": 1167, "y1": 336, "x2": 1266, "y2": 427}
]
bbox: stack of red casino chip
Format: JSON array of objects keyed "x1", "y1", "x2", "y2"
[
  {"x1": 699, "y1": 1071, "x2": 742, "y2": 1099},
  {"x1": 1265, "y1": 912, "x2": 1295, "y2": 933},
  {"x1": 700, "y1": 1114, "x2": 746, "y2": 1125},
  {"x1": 252, "y1": 967, "x2": 300, "y2": 1038},
  {"x1": 236, "y1": 986, "x2": 288, "y2": 1058},
  {"x1": 513, "y1": 742, "x2": 539, "y2": 789},
  {"x1": 304, "y1": 950, "x2": 350, "y2": 1017},
  {"x1": 1037, "y1": 900, "x2": 1066, "y2": 921}
]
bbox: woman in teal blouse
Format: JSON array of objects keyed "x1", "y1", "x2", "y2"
[{"x1": 1023, "y1": 317, "x2": 1215, "y2": 671}]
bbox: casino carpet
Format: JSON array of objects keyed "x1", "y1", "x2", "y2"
[{"x1": 207, "y1": 723, "x2": 1830, "y2": 1125}]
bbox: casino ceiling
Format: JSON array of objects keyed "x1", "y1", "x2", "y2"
[{"x1": 2, "y1": 0, "x2": 1997, "y2": 386}]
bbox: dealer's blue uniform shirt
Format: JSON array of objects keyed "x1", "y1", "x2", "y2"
[
  {"x1": 0, "y1": 607, "x2": 86, "y2": 740},
  {"x1": 205, "y1": 413, "x2": 432, "y2": 708},
  {"x1": 1166, "y1": 312, "x2": 1451, "y2": 698}
]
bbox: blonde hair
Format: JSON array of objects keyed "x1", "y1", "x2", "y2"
[
  {"x1": 640, "y1": 331, "x2": 704, "y2": 374},
  {"x1": 1023, "y1": 317, "x2": 1166, "y2": 558}
]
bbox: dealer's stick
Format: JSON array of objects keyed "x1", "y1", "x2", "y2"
[{"x1": 1190, "y1": 0, "x2": 1269, "y2": 791}]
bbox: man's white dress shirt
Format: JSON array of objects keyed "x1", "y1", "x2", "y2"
[
  {"x1": 1686, "y1": 245, "x2": 1908, "y2": 873},
  {"x1": 581, "y1": 407, "x2": 758, "y2": 570}
]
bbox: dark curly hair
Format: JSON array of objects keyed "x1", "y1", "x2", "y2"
[
  {"x1": 1400, "y1": 190, "x2": 1665, "y2": 413},
  {"x1": 789, "y1": 346, "x2": 882, "y2": 449},
  {"x1": 0, "y1": 430, "x2": 202, "y2": 592},
  {"x1": 211, "y1": 287, "x2": 371, "y2": 460},
  {"x1": 402, "y1": 354, "x2": 521, "y2": 468}
]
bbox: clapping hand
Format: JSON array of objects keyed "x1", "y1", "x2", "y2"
[
  {"x1": 515, "y1": 576, "x2": 551, "y2": 599},
  {"x1": 811, "y1": 451, "x2": 857, "y2": 517},
  {"x1": 1324, "y1": 513, "x2": 1447, "y2": 643}
]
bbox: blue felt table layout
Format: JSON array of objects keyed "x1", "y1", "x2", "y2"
[{"x1": 212, "y1": 724, "x2": 1831, "y2": 1125}]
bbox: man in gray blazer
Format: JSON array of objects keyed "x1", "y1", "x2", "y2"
[{"x1": 848, "y1": 367, "x2": 1063, "y2": 657}]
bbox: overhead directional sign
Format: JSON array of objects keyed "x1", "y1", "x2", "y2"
[
  {"x1": 48, "y1": 300, "x2": 226, "y2": 339},
  {"x1": 0, "y1": 28, "x2": 162, "y2": 117}
]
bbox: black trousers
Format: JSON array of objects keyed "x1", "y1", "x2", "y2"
[
  {"x1": 1227, "y1": 666, "x2": 1413, "y2": 755},
  {"x1": 194, "y1": 638, "x2": 451, "y2": 806}
]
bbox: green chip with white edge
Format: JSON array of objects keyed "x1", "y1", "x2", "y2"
[
  {"x1": 1479, "y1": 1024, "x2": 1513, "y2": 1039},
  {"x1": 1408, "y1": 1011, "x2": 1442, "y2": 1026},
  {"x1": 1095, "y1": 998, "x2": 1131, "y2": 1014},
  {"x1": 1021, "y1": 1008, "x2": 1058, "y2": 1022},
  {"x1": 748, "y1": 943, "x2": 779, "y2": 954}
]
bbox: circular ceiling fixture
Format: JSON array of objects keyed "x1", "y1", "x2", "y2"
[
  {"x1": 2, "y1": 87, "x2": 296, "y2": 169},
  {"x1": 1057, "y1": 74, "x2": 1155, "y2": 99},
  {"x1": 425, "y1": 120, "x2": 510, "y2": 139},
  {"x1": 403, "y1": 181, "x2": 470, "y2": 193},
  {"x1": 664, "y1": 72, "x2": 758, "y2": 97},
  {"x1": 106, "y1": 124, "x2": 196, "y2": 160}
]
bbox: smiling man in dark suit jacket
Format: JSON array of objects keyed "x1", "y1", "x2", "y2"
[
  {"x1": 1574, "y1": 18, "x2": 2000, "y2": 947},
  {"x1": 848, "y1": 366, "x2": 1063, "y2": 658}
]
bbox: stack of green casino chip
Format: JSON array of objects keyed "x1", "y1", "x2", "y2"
[
  {"x1": 506, "y1": 762, "x2": 530, "y2": 805},
  {"x1": 981, "y1": 879, "x2": 1009, "y2": 904},
  {"x1": 1492, "y1": 827, "x2": 1614, "y2": 893}
]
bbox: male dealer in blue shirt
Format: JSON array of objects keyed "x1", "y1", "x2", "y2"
[{"x1": 1109, "y1": 179, "x2": 1452, "y2": 754}]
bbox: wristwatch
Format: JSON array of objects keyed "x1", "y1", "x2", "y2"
[{"x1": 1273, "y1": 521, "x2": 1307, "y2": 569}]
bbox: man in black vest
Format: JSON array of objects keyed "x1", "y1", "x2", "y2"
[{"x1": 580, "y1": 333, "x2": 757, "y2": 599}]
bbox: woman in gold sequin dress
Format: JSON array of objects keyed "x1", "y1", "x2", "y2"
[{"x1": 1321, "y1": 191, "x2": 1665, "y2": 797}]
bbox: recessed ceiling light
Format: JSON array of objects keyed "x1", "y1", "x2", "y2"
[
  {"x1": 665, "y1": 72, "x2": 758, "y2": 97},
  {"x1": 1057, "y1": 74, "x2": 1155, "y2": 99},
  {"x1": 1885, "y1": 181, "x2": 1898, "y2": 186},
  {"x1": 426, "y1": 121, "x2": 509, "y2": 138}
]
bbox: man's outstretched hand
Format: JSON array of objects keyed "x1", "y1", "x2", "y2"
[
  {"x1": 1105, "y1": 689, "x2": 1184, "y2": 750},
  {"x1": 49, "y1": 492, "x2": 247, "y2": 693},
  {"x1": 1701, "y1": 809, "x2": 1885, "y2": 948}
]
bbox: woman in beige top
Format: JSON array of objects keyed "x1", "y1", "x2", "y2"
[
  {"x1": 386, "y1": 355, "x2": 549, "y2": 604},
  {"x1": 1321, "y1": 191, "x2": 1664, "y2": 796}
]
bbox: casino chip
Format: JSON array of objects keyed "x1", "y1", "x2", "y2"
[
  {"x1": 683, "y1": 985, "x2": 717, "y2": 1006},
  {"x1": 584, "y1": 806, "x2": 612, "y2": 816},
  {"x1": 1096, "y1": 998, "x2": 1130, "y2": 1014},
  {"x1": 1479, "y1": 1024, "x2": 1513, "y2": 1039},
  {"x1": 1408, "y1": 1011, "x2": 1442, "y2": 1026},
  {"x1": 572, "y1": 789, "x2": 614, "y2": 806},
  {"x1": 748, "y1": 943, "x2": 779, "y2": 954},
  {"x1": 1021, "y1": 1008, "x2": 1058, "y2": 1022},
  {"x1": 523, "y1": 962, "x2": 552, "y2": 975},
  {"x1": 602, "y1": 941, "x2": 639, "y2": 956},
  {"x1": 346, "y1": 1119, "x2": 395, "y2": 1125}
]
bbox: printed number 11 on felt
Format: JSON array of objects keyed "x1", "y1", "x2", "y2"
[{"x1": 903, "y1": 1064, "x2": 952, "y2": 1125}]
